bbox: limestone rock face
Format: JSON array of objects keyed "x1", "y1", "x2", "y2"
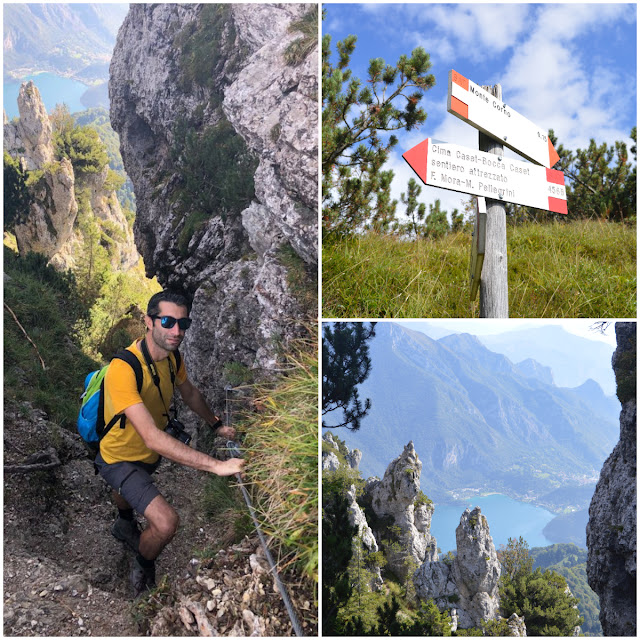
[
  {"x1": 109, "y1": 4, "x2": 317, "y2": 406},
  {"x1": 587, "y1": 322, "x2": 636, "y2": 636},
  {"x1": 5, "y1": 81, "x2": 138, "y2": 270},
  {"x1": 321, "y1": 432, "x2": 361, "y2": 471},
  {"x1": 11, "y1": 81, "x2": 54, "y2": 169},
  {"x1": 14, "y1": 157, "x2": 78, "y2": 266},
  {"x1": 346, "y1": 449, "x2": 362, "y2": 470},
  {"x1": 224, "y1": 6, "x2": 316, "y2": 265},
  {"x1": 365, "y1": 442, "x2": 437, "y2": 580},
  {"x1": 453, "y1": 508, "x2": 501, "y2": 628},
  {"x1": 322, "y1": 432, "x2": 339, "y2": 452},
  {"x1": 506, "y1": 613, "x2": 527, "y2": 636},
  {"x1": 414, "y1": 507, "x2": 501, "y2": 629},
  {"x1": 322, "y1": 452, "x2": 339, "y2": 472}
]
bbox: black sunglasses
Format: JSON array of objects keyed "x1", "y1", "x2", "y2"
[{"x1": 150, "y1": 315, "x2": 193, "y2": 330}]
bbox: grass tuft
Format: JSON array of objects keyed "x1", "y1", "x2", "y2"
[
  {"x1": 241, "y1": 332, "x2": 319, "y2": 583},
  {"x1": 322, "y1": 220, "x2": 636, "y2": 318}
]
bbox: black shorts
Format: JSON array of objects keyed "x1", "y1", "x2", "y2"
[{"x1": 95, "y1": 452, "x2": 162, "y2": 515}]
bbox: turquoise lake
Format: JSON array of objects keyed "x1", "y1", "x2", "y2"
[
  {"x1": 4, "y1": 73, "x2": 89, "y2": 119},
  {"x1": 431, "y1": 494, "x2": 555, "y2": 554}
]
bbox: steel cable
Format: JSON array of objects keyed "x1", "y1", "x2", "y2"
[{"x1": 234, "y1": 468, "x2": 304, "y2": 637}]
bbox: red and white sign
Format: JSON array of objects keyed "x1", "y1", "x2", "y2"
[
  {"x1": 447, "y1": 70, "x2": 560, "y2": 169},
  {"x1": 403, "y1": 138, "x2": 567, "y2": 214}
]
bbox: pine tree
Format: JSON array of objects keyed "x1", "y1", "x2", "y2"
[
  {"x1": 322, "y1": 15, "x2": 435, "y2": 236},
  {"x1": 425, "y1": 199, "x2": 450, "y2": 239},
  {"x1": 541, "y1": 128, "x2": 636, "y2": 222},
  {"x1": 322, "y1": 489, "x2": 358, "y2": 634},
  {"x1": 400, "y1": 178, "x2": 427, "y2": 238},
  {"x1": 322, "y1": 322, "x2": 376, "y2": 431},
  {"x1": 499, "y1": 537, "x2": 584, "y2": 635},
  {"x1": 450, "y1": 207, "x2": 464, "y2": 232}
]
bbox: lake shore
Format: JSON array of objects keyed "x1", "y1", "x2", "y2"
[{"x1": 4, "y1": 72, "x2": 108, "y2": 119}]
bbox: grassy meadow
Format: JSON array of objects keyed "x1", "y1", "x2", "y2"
[{"x1": 322, "y1": 220, "x2": 636, "y2": 318}]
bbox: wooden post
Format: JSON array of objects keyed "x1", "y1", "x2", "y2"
[{"x1": 479, "y1": 83, "x2": 509, "y2": 318}]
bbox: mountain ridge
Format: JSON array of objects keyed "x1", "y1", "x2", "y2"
[
  {"x1": 335, "y1": 323, "x2": 619, "y2": 510},
  {"x1": 4, "y1": 3, "x2": 128, "y2": 82}
]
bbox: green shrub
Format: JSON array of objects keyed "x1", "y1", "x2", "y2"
[
  {"x1": 172, "y1": 118, "x2": 258, "y2": 253},
  {"x1": 4, "y1": 246, "x2": 96, "y2": 427},
  {"x1": 53, "y1": 121, "x2": 108, "y2": 175},
  {"x1": 4, "y1": 151, "x2": 31, "y2": 231},
  {"x1": 284, "y1": 5, "x2": 318, "y2": 66}
]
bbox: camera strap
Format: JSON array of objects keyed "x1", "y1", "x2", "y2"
[{"x1": 140, "y1": 338, "x2": 177, "y2": 421}]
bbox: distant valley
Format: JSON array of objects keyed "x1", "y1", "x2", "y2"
[
  {"x1": 330, "y1": 323, "x2": 619, "y2": 513},
  {"x1": 3, "y1": 3, "x2": 128, "y2": 112}
]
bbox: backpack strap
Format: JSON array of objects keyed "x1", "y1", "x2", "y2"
[
  {"x1": 114, "y1": 349, "x2": 144, "y2": 391},
  {"x1": 174, "y1": 349, "x2": 182, "y2": 379},
  {"x1": 96, "y1": 349, "x2": 144, "y2": 440}
]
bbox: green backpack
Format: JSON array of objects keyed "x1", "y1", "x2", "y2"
[{"x1": 77, "y1": 350, "x2": 143, "y2": 449}]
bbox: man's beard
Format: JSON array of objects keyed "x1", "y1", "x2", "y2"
[{"x1": 150, "y1": 326, "x2": 183, "y2": 353}]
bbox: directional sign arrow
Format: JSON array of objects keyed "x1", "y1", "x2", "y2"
[
  {"x1": 447, "y1": 70, "x2": 560, "y2": 169},
  {"x1": 402, "y1": 138, "x2": 567, "y2": 214}
]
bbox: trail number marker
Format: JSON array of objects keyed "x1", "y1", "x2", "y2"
[
  {"x1": 402, "y1": 138, "x2": 567, "y2": 214},
  {"x1": 448, "y1": 70, "x2": 560, "y2": 168}
]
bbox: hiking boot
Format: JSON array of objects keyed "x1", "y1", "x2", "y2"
[
  {"x1": 111, "y1": 517, "x2": 141, "y2": 554},
  {"x1": 131, "y1": 557, "x2": 156, "y2": 598}
]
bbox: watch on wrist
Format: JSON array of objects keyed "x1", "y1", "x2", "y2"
[{"x1": 211, "y1": 418, "x2": 223, "y2": 431}]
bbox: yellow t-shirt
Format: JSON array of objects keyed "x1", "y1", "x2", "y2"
[{"x1": 100, "y1": 340, "x2": 187, "y2": 464}]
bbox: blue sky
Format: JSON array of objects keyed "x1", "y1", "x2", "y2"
[{"x1": 323, "y1": 3, "x2": 637, "y2": 220}]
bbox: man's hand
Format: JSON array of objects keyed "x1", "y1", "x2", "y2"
[
  {"x1": 215, "y1": 457, "x2": 245, "y2": 477},
  {"x1": 214, "y1": 425, "x2": 236, "y2": 439}
]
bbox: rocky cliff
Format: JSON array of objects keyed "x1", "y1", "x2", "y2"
[
  {"x1": 323, "y1": 437, "x2": 506, "y2": 631},
  {"x1": 4, "y1": 81, "x2": 137, "y2": 270},
  {"x1": 109, "y1": 4, "x2": 317, "y2": 407},
  {"x1": 414, "y1": 507, "x2": 502, "y2": 630},
  {"x1": 363, "y1": 442, "x2": 437, "y2": 581},
  {"x1": 586, "y1": 322, "x2": 636, "y2": 636}
]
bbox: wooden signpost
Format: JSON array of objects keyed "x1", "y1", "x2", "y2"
[
  {"x1": 469, "y1": 196, "x2": 486, "y2": 302},
  {"x1": 402, "y1": 72, "x2": 568, "y2": 317}
]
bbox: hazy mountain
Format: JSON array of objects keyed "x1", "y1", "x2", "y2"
[
  {"x1": 334, "y1": 323, "x2": 619, "y2": 507},
  {"x1": 514, "y1": 358, "x2": 554, "y2": 385},
  {"x1": 394, "y1": 321, "x2": 616, "y2": 395},
  {"x1": 479, "y1": 325, "x2": 616, "y2": 395},
  {"x1": 4, "y1": 4, "x2": 128, "y2": 80}
]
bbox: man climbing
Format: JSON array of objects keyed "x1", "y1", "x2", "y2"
[{"x1": 94, "y1": 290, "x2": 244, "y2": 596}]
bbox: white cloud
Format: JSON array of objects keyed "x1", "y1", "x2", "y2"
[
  {"x1": 412, "y1": 3, "x2": 531, "y2": 58},
  {"x1": 502, "y1": 4, "x2": 636, "y2": 153}
]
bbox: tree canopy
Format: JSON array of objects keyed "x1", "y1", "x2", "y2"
[
  {"x1": 498, "y1": 537, "x2": 584, "y2": 635},
  {"x1": 322, "y1": 19, "x2": 435, "y2": 237},
  {"x1": 553, "y1": 127, "x2": 636, "y2": 222},
  {"x1": 322, "y1": 322, "x2": 376, "y2": 431},
  {"x1": 51, "y1": 105, "x2": 109, "y2": 175}
]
